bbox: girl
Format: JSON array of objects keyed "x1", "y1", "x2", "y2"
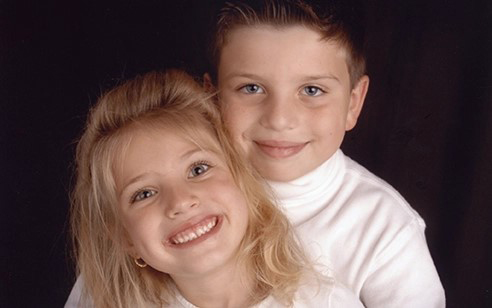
[{"x1": 69, "y1": 70, "x2": 362, "y2": 307}]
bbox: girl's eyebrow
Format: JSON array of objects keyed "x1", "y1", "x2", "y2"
[
  {"x1": 122, "y1": 173, "x2": 152, "y2": 191},
  {"x1": 119, "y1": 148, "x2": 206, "y2": 193},
  {"x1": 180, "y1": 148, "x2": 206, "y2": 160}
]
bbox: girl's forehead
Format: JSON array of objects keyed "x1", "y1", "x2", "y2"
[
  {"x1": 111, "y1": 123, "x2": 226, "y2": 188},
  {"x1": 115, "y1": 121, "x2": 223, "y2": 160}
]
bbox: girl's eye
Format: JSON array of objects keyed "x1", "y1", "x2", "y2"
[
  {"x1": 239, "y1": 84, "x2": 264, "y2": 94},
  {"x1": 131, "y1": 189, "x2": 157, "y2": 203},
  {"x1": 302, "y1": 86, "x2": 324, "y2": 97},
  {"x1": 189, "y1": 162, "x2": 211, "y2": 178}
]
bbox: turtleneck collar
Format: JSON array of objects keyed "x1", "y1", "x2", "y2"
[{"x1": 267, "y1": 150, "x2": 345, "y2": 225}]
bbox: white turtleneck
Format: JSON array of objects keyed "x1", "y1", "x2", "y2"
[
  {"x1": 268, "y1": 149, "x2": 445, "y2": 307},
  {"x1": 65, "y1": 149, "x2": 444, "y2": 308}
]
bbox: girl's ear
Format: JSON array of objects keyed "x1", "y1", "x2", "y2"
[
  {"x1": 346, "y1": 75, "x2": 370, "y2": 131},
  {"x1": 120, "y1": 229, "x2": 138, "y2": 257},
  {"x1": 203, "y1": 73, "x2": 215, "y2": 92}
]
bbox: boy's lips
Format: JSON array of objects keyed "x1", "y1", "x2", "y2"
[
  {"x1": 165, "y1": 215, "x2": 222, "y2": 249},
  {"x1": 254, "y1": 140, "x2": 307, "y2": 159}
]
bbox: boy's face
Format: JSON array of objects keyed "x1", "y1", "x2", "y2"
[{"x1": 217, "y1": 25, "x2": 368, "y2": 181}]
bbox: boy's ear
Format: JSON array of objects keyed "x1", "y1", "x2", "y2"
[
  {"x1": 345, "y1": 75, "x2": 369, "y2": 131},
  {"x1": 203, "y1": 73, "x2": 215, "y2": 92}
]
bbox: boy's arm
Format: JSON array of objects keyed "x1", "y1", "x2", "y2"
[{"x1": 360, "y1": 219, "x2": 445, "y2": 308}]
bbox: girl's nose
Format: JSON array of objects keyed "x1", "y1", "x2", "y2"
[
  {"x1": 164, "y1": 185, "x2": 199, "y2": 219},
  {"x1": 260, "y1": 94, "x2": 299, "y2": 131}
]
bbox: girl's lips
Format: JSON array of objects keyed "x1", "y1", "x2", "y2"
[
  {"x1": 254, "y1": 140, "x2": 307, "y2": 159},
  {"x1": 164, "y1": 215, "x2": 223, "y2": 249}
]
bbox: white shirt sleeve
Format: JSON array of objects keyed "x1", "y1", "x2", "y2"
[{"x1": 359, "y1": 219, "x2": 445, "y2": 307}]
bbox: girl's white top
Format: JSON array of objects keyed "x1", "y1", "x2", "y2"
[{"x1": 170, "y1": 276, "x2": 363, "y2": 307}]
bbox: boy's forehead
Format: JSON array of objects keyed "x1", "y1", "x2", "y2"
[
  {"x1": 223, "y1": 25, "x2": 347, "y2": 52},
  {"x1": 218, "y1": 25, "x2": 349, "y2": 83}
]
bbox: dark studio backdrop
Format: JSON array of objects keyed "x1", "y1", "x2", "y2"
[{"x1": 1, "y1": 0, "x2": 491, "y2": 306}]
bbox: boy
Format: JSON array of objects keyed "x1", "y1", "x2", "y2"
[
  {"x1": 66, "y1": 0, "x2": 445, "y2": 306},
  {"x1": 206, "y1": 0, "x2": 445, "y2": 307}
]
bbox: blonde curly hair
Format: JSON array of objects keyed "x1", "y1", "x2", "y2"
[{"x1": 70, "y1": 70, "x2": 310, "y2": 307}]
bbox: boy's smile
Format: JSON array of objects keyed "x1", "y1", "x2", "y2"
[
  {"x1": 217, "y1": 25, "x2": 368, "y2": 181},
  {"x1": 254, "y1": 140, "x2": 308, "y2": 159}
]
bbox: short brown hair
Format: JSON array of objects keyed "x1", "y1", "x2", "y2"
[{"x1": 209, "y1": 0, "x2": 366, "y2": 88}]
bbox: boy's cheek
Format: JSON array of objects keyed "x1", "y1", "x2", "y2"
[
  {"x1": 223, "y1": 117, "x2": 247, "y2": 146},
  {"x1": 219, "y1": 107, "x2": 251, "y2": 152},
  {"x1": 220, "y1": 95, "x2": 251, "y2": 130}
]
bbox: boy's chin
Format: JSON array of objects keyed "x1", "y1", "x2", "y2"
[
  {"x1": 247, "y1": 144, "x2": 339, "y2": 182},
  {"x1": 254, "y1": 160, "x2": 318, "y2": 182}
]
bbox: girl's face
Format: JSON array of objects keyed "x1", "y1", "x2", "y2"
[{"x1": 115, "y1": 126, "x2": 249, "y2": 280}]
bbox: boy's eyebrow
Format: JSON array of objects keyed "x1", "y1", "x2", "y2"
[
  {"x1": 222, "y1": 72, "x2": 263, "y2": 81},
  {"x1": 301, "y1": 74, "x2": 341, "y2": 84},
  {"x1": 223, "y1": 72, "x2": 341, "y2": 84}
]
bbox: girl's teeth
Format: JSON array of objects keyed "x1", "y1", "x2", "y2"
[{"x1": 171, "y1": 218, "x2": 217, "y2": 245}]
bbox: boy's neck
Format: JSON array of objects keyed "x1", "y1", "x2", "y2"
[{"x1": 172, "y1": 260, "x2": 256, "y2": 308}]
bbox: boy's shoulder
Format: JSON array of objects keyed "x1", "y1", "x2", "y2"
[
  {"x1": 272, "y1": 150, "x2": 425, "y2": 231},
  {"x1": 337, "y1": 151, "x2": 425, "y2": 228}
]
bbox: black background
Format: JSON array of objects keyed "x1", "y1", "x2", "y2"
[{"x1": 1, "y1": 0, "x2": 491, "y2": 307}]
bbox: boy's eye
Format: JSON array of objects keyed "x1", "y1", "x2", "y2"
[
  {"x1": 302, "y1": 86, "x2": 324, "y2": 97},
  {"x1": 239, "y1": 84, "x2": 264, "y2": 94},
  {"x1": 131, "y1": 189, "x2": 157, "y2": 203},
  {"x1": 189, "y1": 162, "x2": 211, "y2": 178}
]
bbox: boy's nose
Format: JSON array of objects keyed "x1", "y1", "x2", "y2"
[
  {"x1": 260, "y1": 94, "x2": 298, "y2": 131},
  {"x1": 164, "y1": 185, "x2": 199, "y2": 219}
]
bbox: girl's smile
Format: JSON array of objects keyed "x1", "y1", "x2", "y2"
[
  {"x1": 165, "y1": 215, "x2": 222, "y2": 248},
  {"x1": 115, "y1": 126, "x2": 249, "y2": 278}
]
